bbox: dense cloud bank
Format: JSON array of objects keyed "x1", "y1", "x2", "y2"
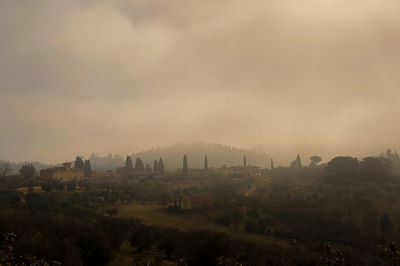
[{"x1": 1, "y1": 0, "x2": 400, "y2": 162}]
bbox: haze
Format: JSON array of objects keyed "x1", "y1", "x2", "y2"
[{"x1": 1, "y1": 0, "x2": 400, "y2": 163}]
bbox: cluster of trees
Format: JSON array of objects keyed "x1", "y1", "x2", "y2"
[
  {"x1": 74, "y1": 156, "x2": 92, "y2": 177},
  {"x1": 326, "y1": 156, "x2": 394, "y2": 181},
  {"x1": 123, "y1": 156, "x2": 165, "y2": 174},
  {"x1": 380, "y1": 148, "x2": 400, "y2": 174},
  {"x1": 120, "y1": 154, "x2": 212, "y2": 175},
  {"x1": 19, "y1": 164, "x2": 35, "y2": 180}
]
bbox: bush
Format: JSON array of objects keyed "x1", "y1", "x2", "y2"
[
  {"x1": 245, "y1": 219, "x2": 258, "y2": 233},
  {"x1": 215, "y1": 213, "x2": 231, "y2": 226}
]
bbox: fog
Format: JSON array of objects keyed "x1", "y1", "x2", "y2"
[{"x1": 1, "y1": 0, "x2": 400, "y2": 163}]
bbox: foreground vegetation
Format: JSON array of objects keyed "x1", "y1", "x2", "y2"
[{"x1": 1, "y1": 152, "x2": 400, "y2": 265}]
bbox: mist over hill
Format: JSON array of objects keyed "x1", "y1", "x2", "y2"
[
  {"x1": 87, "y1": 143, "x2": 269, "y2": 171},
  {"x1": 129, "y1": 142, "x2": 269, "y2": 171}
]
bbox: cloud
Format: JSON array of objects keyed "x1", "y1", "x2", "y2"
[{"x1": 1, "y1": 0, "x2": 400, "y2": 162}]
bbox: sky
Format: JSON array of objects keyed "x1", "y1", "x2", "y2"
[{"x1": 1, "y1": 0, "x2": 400, "y2": 163}]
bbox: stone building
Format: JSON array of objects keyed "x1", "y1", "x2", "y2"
[{"x1": 40, "y1": 163, "x2": 84, "y2": 182}]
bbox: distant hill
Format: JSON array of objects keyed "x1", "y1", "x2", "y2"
[{"x1": 131, "y1": 142, "x2": 270, "y2": 171}]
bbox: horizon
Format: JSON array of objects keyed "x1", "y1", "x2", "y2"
[{"x1": 2, "y1": 141, "x2": 399, "y2": 168}]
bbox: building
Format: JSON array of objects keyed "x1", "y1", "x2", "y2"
[{"x1": 40, "y1": 163, "x2": 84, "y2": 182}]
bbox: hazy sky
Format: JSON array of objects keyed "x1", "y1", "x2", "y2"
[{"x1": 1, "y1": 0, "x2": 400, "y2": 163}]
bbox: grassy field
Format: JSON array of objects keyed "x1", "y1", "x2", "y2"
[
  {"x1": 16, "y1": 186, "x2": 42, "y2": 194},
  {"x1": 115, "y1": 202, "x2": 288, "y2": 247}
]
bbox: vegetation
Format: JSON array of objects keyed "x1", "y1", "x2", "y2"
[
  {"x1": 1, "y1": 149, "x2": 400, "y2": 264},
  {"x1": 74, "y1": 156, "x2": 85, "y2": 170}
]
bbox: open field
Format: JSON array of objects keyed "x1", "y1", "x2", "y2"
[
  {"x1": 16, "y1": 186, "x2": 42, "y2": 194},
  {"x1": 115, "y1": 202, "x2": 288, "y2": 247}
]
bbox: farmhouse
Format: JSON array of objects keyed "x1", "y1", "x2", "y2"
[{"x1": 40, "y1": 163, "x2": 84, "y2": 182}]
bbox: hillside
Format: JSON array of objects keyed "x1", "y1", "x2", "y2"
[{"x1": 131, "y1": 142, "x2": 269, "y2": 171}]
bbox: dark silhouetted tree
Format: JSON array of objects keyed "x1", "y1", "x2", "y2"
[
  {"x1": 270, "y1": 158, "x2": 274, "y2": 169},
  {"x1": 296, "y1": 154, "x2": 302, "y2": 168},
  {"x1": 386, "y1": 149, "x2": 393, "y2": 159},
  {"x1": 159, "y1": 158, "x2": 164, "y2": 174},
  {"x1": 0, "y1": 162, "x2": 11, "y2": 177},
  {"x1": 380, "y1": 214, "x2": 393, "y2": 234},
  {"x1": 41, "y1": 179, "x2": 53, "y2": 192},
  {"x1": 74, "y1": 156, "x2": 85, "y2": 170},
  {"x1": 145, "y1": 163, "x2": 151, "y2": 172},
  {"x1": 183, "y1": 155, "x2": 188, "y2": 175},
  {"x1": 231, "y1": 208, "x2": 244, "y2": 230},
  {"x1": 20, "y1": 164, "x2": 35, "y2": 180},
  {"x1": 66, "y1": 180, "x2": 77, "y2": 191},
  {"x1": 153, "y1": 160, "x2": 159, "y2": 173},
  {"x1": 290, "y1": 154, "x2": 302, "y2": 168},
  {"x1": 204, "y1": 155, "x2": 208, "y2": 170},
  {"x1": 360, "y1": 157, "x2": 392, "y2": 181},
  {"x1": 327, "y1": 157, "x2": 359, "y2": 177},
  {"x1": 245, "y1": 219, "x2": 258, "y2": 233},
  {"x1": 243, "y1": 156, "x2": 247, "y2": 168},
  {"x1": 125, "y1": 156, "x2": 133, "y2": 169},
  {"x1": 135, "y1": 158, "x2": 144, "y2": 172},
  {"x1": 309, "y1": 155, "x2": 322, "y2": 167},
  {"x1": 84, "y1": 160, "x2": 92, "y2": 177}
]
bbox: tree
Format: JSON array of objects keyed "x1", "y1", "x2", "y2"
[
  {"x1": 153, "y1": 160, "x2": 159, "y2": 173},
  {"x1": 245, "y1": 219, "x2": 258, "y2": 233},
  {"x1": 231, "y1": 208, "x2": 244, "y2": 230},
  {"x1": 183, "y1": 155, "x2": 188, "y2": 175},
  {"x1": 0, "y1": 162, "x2": 10, "y2": 177},
  {"x1": 290, "y1": 154, "x2": 302, "y2": 169},
  {"x1": 19, "y1": 164, "x2": 35, "y2": 180},
  {"x1": 74, "y1": 156, "x2": 85, "y2": 170},
  {"x1": 41, "y1": 179, "x2": 53, "y2": 192},
  {"x1": 380, "y1": 214, "x2": 393, "y2": 234},
  {"x1": 270, "y1": 158, "x2": 274, "y2": 169},
  {"x1": 326, "y1": 157, "x2": 359, "y2": 177},
  {"x1": 145, "y1": 164, "x2": 151, "y2": 172},
  {"x1": 204, "y1": 155, "x2": 208, "y2": 170},
  {"x1": 386, "y1": 149, "x2": 393, "y2": 159},
  {"x1": 135, "y1": 158, "x2": 144, "y2": 172},
  {"x1": 105, "y1": 208, "x2": 117, "y2": 216},
  {"x1": 66, "y1": 181, "x2": 77, "y2": 191},
  {"x1": 84, "y1": 160, "x2": 92, "y2": 177},
  {"x1": 159, "y1": 158, "x2": 164, "y2": 174},
  {"x1": 125, "y1": 156, "x2": 133, "y2": 169},
  {"x1": 359, "y1": 157, "x2": 392, "y2": 181},
  {"x1": 309, "y1": 155, "x2": 322, "y2": 167},
  {"x1": 243, "y1": 156, "x2": 247, "y2": 168}
]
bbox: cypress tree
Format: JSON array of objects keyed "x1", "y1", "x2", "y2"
[
  {"x1": 125, "y1": 156, "x2": 133, "y2": 169},
  {"x1": 159, "y1": 158, "x2": 164, "y2": 174},
  {"x1": 135, "y1": 158, "x2": 144, "y2": 172},
  {"x1": 84, "y1": 160, "x2": 92, "y2": 177},
  {"x1": 153, "y1": 160, "x2": 159, "y2": 173},
  {"x1": 296, "y1": 154, "x2": 302, "y2": 168},
  {"x1": 204, "y1": 155, "x2": 208, "y2": 170},
  {"x1": 183, "y1": 155, "x2": 188, "y2": 175},
  {"x1": 271, "y1": 158, "x2": 274, "y2": 169},
  {"x1": 243, "y1": 156, "x2": 247, "y2": 168},
  {"x1": 74, "y1": 156, "x2": 85, "y2": 170}
]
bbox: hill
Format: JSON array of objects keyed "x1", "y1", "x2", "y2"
[{"x1": 131, "y1": 142, "x2": 269, "y2": 171}]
